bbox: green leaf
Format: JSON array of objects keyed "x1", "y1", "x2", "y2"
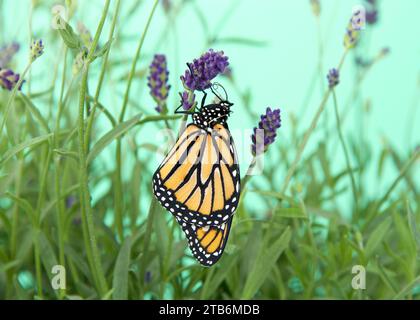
[
  {"x1": 38, "y1": 231, "x2": 59, "y2": 299},
  {"x1": 137, "y1": 114, "x2": 182, "y2": 125},
  {"x1": 1, "y1": 133, "x2": 53, "y2": 165},
  {"x1": 406, "y1": 201, "x2": 420, "y2": 252},
  {"x1": 364, "y1": 217, "x2": 392, "y2": 258},
  {"x1": 5, "y1": 192, "x2": 36, "y2": 223},
  {"x1": 87, "y1": 114, "x2": 142, "y2": 164},
  {"x1": 393, "y1": 275, "x2": 420, "y2": 300},
  {"x1": 200, "y1": 253, "x2": 239, "y2": 299},
  {"x1": 112, "y1": 237, "x2": 131, "y2": 300},
  {"x1": 57, "y1": 18, "x2": 82, "y2": 49},
  {"x1": 275, "y1": 207, "x2": 307, "y2": 219},
  {"x1": 91, "y1": 38, "x2": 114, "y2": 62},
  {"x1": 53, "y1": 148, "x2": 79, "y2": 162},
  {"x1": 18, "y1": 93, "x2": 50, "y2": 133},
  {"x1": 241, "y1": 227, "x2": 291, "y2": 299}
]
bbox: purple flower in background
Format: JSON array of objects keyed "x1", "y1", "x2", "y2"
[
  {"x1": 0, "y1": 68, "x2": 21, "y2": 91},
  {"x1": 0, "y1": 42, "x2": 20, "y2": 68},
  {"x1": 147, "y1": 54, "x2": 171, "y2": 113},
  {"x1": 181, "y1": 49, "x2": 229, "y2": 91},
  {"x1": 310, "y1": 0, "x2": 320, "y2": 17},
  {"x1": 327, "y1": 68, "x2": 340, "y2": 88},
  {"x1": 66, "y1": 195, "x2": 76, "y2": 209},
  {"x1": 221, "y1": 66, "x2": 233, "y2": 80},
  {"x1": 162, "y1": 0, "x2": 171, "y2": 13},
  {"x1": 365, "y1": 0, "x2": 379, "y2": 25},
  {"x1": 144, "y1": 271, "x2": 152, "y2": 284},
  {"x1": 251, "y1": 108, "x2": 281, "y2": 156},
  {"x1": 180, "y1": 90, "x2": 196, "y2": 111}
]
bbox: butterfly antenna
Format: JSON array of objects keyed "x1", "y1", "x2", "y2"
[{"x1": 211, "y1": 82, "x2": 229, "y2": 101}]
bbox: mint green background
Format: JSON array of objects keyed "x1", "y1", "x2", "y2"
[{"x1": 2, "y1": 0, "x2": 419, "y2": 214}]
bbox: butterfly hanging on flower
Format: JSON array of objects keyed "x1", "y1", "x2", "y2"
[{"x1": 152, "y1": 50, "x2": 240, "y2": 266}]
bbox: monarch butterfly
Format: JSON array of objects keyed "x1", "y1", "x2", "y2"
[{"x1": 152, "y1": 84, "x2": 240, "y2": 266}]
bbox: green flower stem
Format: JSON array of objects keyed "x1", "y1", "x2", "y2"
[
  {"x1": 0, "y1": 63, "x2": 32, "y2": 135},
  {"x1": 9, "y1": 155, "x2": 23, "y2": 259},
  {"x1": 240, "y1": 156, "x2": 257, "y2": 190},
  {"x1": 53, "y1": 46, "x2": 69, "y2": 299},
  {"x1": 140, "y1": 197, "x2": 158, "y2": 294},
  {"x1": 33, "y1": 146, "x2": 52, "y2": 299},
  {"x1": 114, "y1": 0, "x2": 159, "y2": 241},
  {"x1": 33, "y1": 228, "x2": 43, "y2": 298},
  {"x1": 85, "y1": 0, "x2": 121, "y2": 149},
  {"x1": 280, "y1": 49, "x2": 348, "y2": 195},
  {"x1": 332, "y1": 90, "x2": 359, "y2": 210},
  {"x1": 76, "y1": 0, "x2": 111, "y2": 297}
]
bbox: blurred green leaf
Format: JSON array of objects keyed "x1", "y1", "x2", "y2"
[
  {"x1": 90, "y1": 38, "x2": 114, "y2": 62},
  {"x1": 87, "y1": 113, "x2": 142, "y2": 164},
  {"x1": 365, "y1": 217, "x2": 392, "y2": 259},
  {"x1": 241, "y1": 227, "x2": 291, "y2": 299},
  {"x1": 1, "y1": 133, "x2": 53, "y2": 165},
  {"x1": 18, "y1": 93, "x2": 50, "y2": 133},
  {"x1": 57, "y1": 18, "x2": 82, "y2": 49},
  {"x1": 275, "y1": 207, "x2": 307, "y2": 219},
  {"x1": 112, "y1": 237, "x2": 131, "y2": 300}
]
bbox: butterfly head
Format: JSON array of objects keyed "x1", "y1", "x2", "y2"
[
  {"x1": 193, "y1": 100, "x2": 233, "y2": 129},
  {"x1": 193, "y1": 82, "x2": 233, "y2": 129}
]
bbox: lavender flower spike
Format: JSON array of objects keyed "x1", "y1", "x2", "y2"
[
  {"x1": 344, "y1": 10, "x2": 363, "y2": 49},
  {"x1": 147, "y1": 54, "x2": 171, "y2": 113},
  {"x1": 181, "y1": 49, "x2": 229, "y2": 91},
  {"x1": 0, "y1": 42, "x2": 20, "y2": 68},
  {"x1": 0, "y1": 68, "x2": 21, "y2": 91},
  {"x1": 251, "y1": 108, "x2": 281, "y2": 156},
  {"x1": 327, "y1": 68, "x2": 339, "y2": 88},
  {"x1": 30, "y1": 39, "x2": 44, "y2": 61}
]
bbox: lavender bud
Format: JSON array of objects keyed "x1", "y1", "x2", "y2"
[
  {"x1": 310, "y1": 0, "x2": 320, "y2": 17},
  {"x1": 344, "y1": 11, "x2": 363, "y2": 49},
  {"x1": 180, "y1": 90, "x2": 196, "y2": 111},
  {"x1": 30, "y1": 39, "x2": 44, "y2": 61},
  {"x1": 251, "y1": 107, "x2": 281, "y2": 156},
  {"x1": 327, "y1": 68, "x2": 339, "y2": 88},
  {"x1": 147, "y1": 54, "x2": 171, "y2": 113}
]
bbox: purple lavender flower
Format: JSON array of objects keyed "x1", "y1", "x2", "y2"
[
  {"x1": 180, "y1": 49, "x2": 229, "y2": 91},
  {"x1": 0, "y1": 42, "x2": 20, "y2": 68},
  {"x1": 147, "y1": 54, "x2": 171, "y2": 113},
  {"x1": 251, "y1": 108, "x2": 281, "y2": 156},
  {"x1": 327, "y1": 68, "x2": 339, "y2": 88},
  {"x1": 0, "y1": 68, "x2": 21, "y2": 91},
  {"x1": 180, "y1": 90, "x2": 196, "y2": 111}
]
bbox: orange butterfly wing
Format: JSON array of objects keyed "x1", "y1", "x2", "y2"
[{"x1": 152, "y1": 123, "x2": 240, "y2": 226}]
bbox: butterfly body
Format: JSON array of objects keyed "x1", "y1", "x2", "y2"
[{"x1": 152, "y1": 88, "x2": 240, "y2": 266}]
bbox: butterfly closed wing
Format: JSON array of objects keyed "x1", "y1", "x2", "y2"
[
  {"x1": 174, "y1": 215, "x2": 233, "y2": 266},
  {"x1": 152, "y1": 86, "x2": 240, "y2": 266}
]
